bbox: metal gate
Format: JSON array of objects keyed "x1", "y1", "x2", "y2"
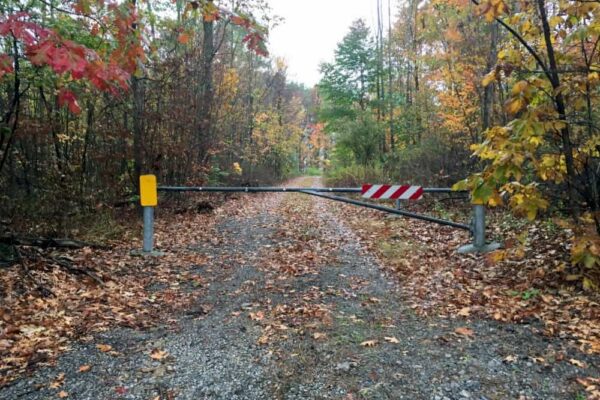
[{"x1": 137, "y1": 176, "x2": 501, "y2": 255}]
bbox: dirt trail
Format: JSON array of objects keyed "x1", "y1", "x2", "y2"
[{"x1": 2, "y1": 177, "x2": 597, "y2": 400}]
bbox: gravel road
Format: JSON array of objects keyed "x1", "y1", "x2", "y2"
[{"x1": 2, "y1": 180, "x2": 598, "y2": 400}]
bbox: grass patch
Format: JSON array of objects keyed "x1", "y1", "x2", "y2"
[{"x1": 304, "y1": 167, "x2": 323, "y2": 176}]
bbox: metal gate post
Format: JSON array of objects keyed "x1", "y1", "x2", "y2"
[
  {"x1": 143, "y1": 206, "x2": 154, "y2": 253},
  {"x1": 458, "y1": 204, "x2": 502, "y2": 254},
  {"x1": 134, "y1": 174, "x2": 164, "y2": 256}
]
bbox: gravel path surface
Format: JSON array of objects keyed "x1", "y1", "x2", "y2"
[{"x1": 2, "y1": 181, "x2": 598, "y2": 399}]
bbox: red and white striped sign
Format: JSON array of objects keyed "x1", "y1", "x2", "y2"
[{"x1": 361, "y1": 184, "x2": 424, "y2": 200}]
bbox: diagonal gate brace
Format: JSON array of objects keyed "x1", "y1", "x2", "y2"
[{"x1": 298, "y1": 190, "x2": 472, "y2": 231}]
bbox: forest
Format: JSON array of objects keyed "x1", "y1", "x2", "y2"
[
  {"x1": 2, "y1": 0, "x2": 596, "y2": 286},
  {"x1": 0, "y1": 0, "x2": 599, "y2": 397}
]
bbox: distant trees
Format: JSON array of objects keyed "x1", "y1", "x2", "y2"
[{"x1": 319, "y1": 19, "x2": 383, "y2": 167}]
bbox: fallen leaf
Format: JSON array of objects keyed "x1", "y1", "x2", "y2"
[
  {"x1": 313, "y1": 332, "x2": 327, "y2": 340},
  {"x1": 454, "y1": 327, "x2": 474, "y2": 337},
  {"x1": 360, "y1": 340, "x2": 378, "y2": 347},
  {"x1": 569, "y1": 358, "x2": 587, "y2": 368},
  {"x1": 384, "y1": 336, "x2": 400, "y2": 344},
  {"x1": 503, "y1": 355, "x2": 518, "y2": 363},
  {"x1": 249, "y1": 311, "x2": 264, "y2": 321},
  {"x1": 49, "y1": 373, "x2": 65, "y2": 389},
  {"x1": 58, "y1": 391, "x2": 68, "y2": 398},
  {"x1": 257, "y1": 334, "x2": 270, "y2": 345},
  {"x1": 457, "y1": 307, "x2": 471, "y2": 317},
  {"x1": 150, "y1": 349, "x2": 168, "y2": 360},
  {"x1": 96, "y1": 344, "x2": 112, "y2": 352},
  {"x1": 78, "y1": 365, "x2": 91, "y2": 373}
]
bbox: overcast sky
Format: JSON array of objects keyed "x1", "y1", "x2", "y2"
[{"x1": 267, "y1": 0, "x2": 393, "y2": 87}]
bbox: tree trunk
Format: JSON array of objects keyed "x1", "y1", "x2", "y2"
[
  {"x1": 387, "y1": 0, "x2": 395, "y2": 151},
  {"x1": 482, "y1": 24, "x2": 498, "y2": 133},
  {"x1": 537, "y1": 0, "x2": 579, "y2": 219},
  {"x1": 198, "y1": 12, "x2": 215, "y2": 166}
]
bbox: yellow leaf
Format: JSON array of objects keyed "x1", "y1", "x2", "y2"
[
  {"x1": 506, "y1": 98, "x2": 523, "y2": 114},
  {"x1": 511, "y1": 80, "x2": 529, "y2": 95},
  {"x1": 232, "y1": 162, "x2": 243, "y2": 175},
  {"x1": 549, "y1": 15, "x2": 562, "y2": 27},
  {"x1": 482, "y1": 71, "x2": 496, "y2": 87}
]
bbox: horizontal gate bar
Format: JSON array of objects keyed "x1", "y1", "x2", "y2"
[
  {"x1": 158, "y1": 186, "x2": 463, "y2": 194},
  {"x1": 298, "y1": 190, "x2": 472, "y2": 232},
  {"x1": 159, "y1": 186, "x2": 361, "y2": 193}
]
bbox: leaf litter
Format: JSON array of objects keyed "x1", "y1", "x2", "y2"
[{"x1": 1, "y1": 177, "x2": 599, "y2": 398}]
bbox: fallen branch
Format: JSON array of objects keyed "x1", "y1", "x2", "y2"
[
  {"x1": 49, "y1": 255, "x2": 105, "y2": 287},
  {"x1": 0, "y1": 236, "x2": 110, "y2": 250}
]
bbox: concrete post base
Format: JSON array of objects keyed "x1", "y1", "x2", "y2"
[{"x1": 457, "y1": 242, "x2": 502, "y2": 254}]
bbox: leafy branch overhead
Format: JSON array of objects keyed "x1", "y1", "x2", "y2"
[{"x1": 0, "y1": 0, "x2": 268, "y2": 115}]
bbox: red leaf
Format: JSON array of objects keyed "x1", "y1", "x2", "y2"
[
  {"x1": 58, "y1": 89, "x2": 82, "y2": 114},
  {"x1": 27, "y1": 40, "x2": 56, "y2": 66}
]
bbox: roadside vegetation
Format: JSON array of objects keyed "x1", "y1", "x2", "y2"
[{"x1": 318, "y1": 1, "x2": 600, "y2": 292}]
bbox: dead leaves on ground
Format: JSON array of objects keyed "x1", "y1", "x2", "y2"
[
  {"x1": 577, "y1": 377, "x2": 600, "y2": 399},
  {"x1": 0, "y1": 203, "x2": 233, "y2": 387},
  {"x1": 246, "y1": 184, "x2": 337, "y2": 346},
  {"x1": 334, "y1": 203, "x2": 600, "y2": 357},
  {"x1": 333, "y1": 201, "x2": 600, "y2": 397}
]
